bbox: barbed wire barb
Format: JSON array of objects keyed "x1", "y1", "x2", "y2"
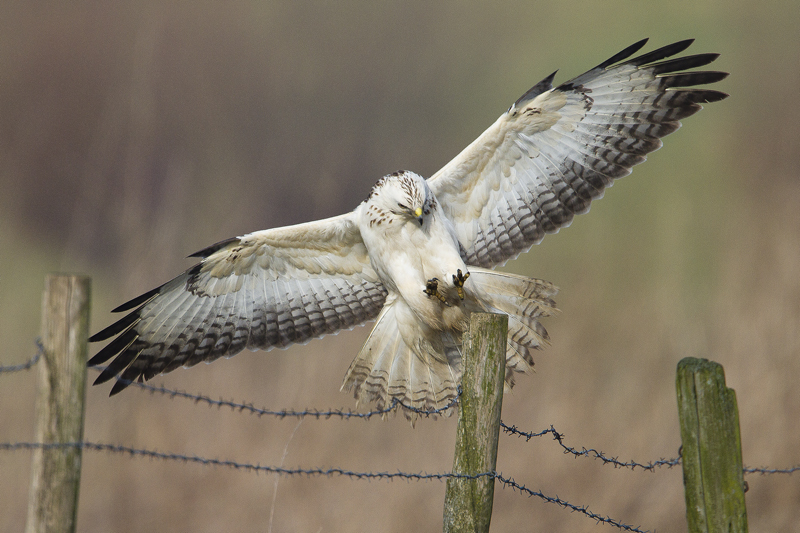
[
  {"x1": 0, "y1": 338, "x2": 43, "y2": 374},
  {"x1": 500, "y1": 422, "x2": 682, "y2": 472},
  {"x1": 494, "y1": 472, "x2": 650, "y2": 533}
]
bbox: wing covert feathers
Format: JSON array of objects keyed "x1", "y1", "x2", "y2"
[{"x1": 428, "y1": 39, "x2": 728, "y2": 269}]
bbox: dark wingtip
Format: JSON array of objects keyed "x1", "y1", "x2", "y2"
[
  {"x1": 88, "y1": 329, "x2": 138, "y2": 366},
  {"x1": 558, "y1": 39, "x2": 651, "y2": 92},
  {"x1": 87, "y1": 349, "x2": 110, "y2": 367},
  {"x1": 663, "y1": 71, "x2": 729, "y2": 89},
  {"x1": 514, "y1": 70, "x2": 558, "y2": 107},
  {"x1": 89, "y1": 311, "x2": 140, "y2": 343},
  {"x1": 89, "y1": 368, "x2": 117, "y2": 387},
  {"x1": 188, "y1": 237, "x2": 240, "y2": 258},
  {"x1": 650, "y1": 53, "x2": 721, "y2": 75},
  {"x1": 93, "y1": 358, "x2": 136, "y2": 391},
  {"x1": 625, "y1": 39, "x2": 695, "y2": 67},
  {"x1": 92, "y1": 366, "x2": 117, "y2": 385},
  {"x1": 111, "y1": 286, "x2": 161, "y2": 313},
  {"x1": 597, "y1": 38, "x2": 650, "y2": 69},
  {"x1": 700, "y1": 90, "x2": 729, "y2": 103},
  {"x1": 109, "y1": 378, "x2": 131, "y2": 396}
]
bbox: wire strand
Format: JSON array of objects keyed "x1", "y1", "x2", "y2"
[
  {"x1": 1, "y1": 441, "x2": 651, "y2": 532},
  {"x1": 0, "y1": 338, "x2": 43, "y2": 373},
  {"x1": 501, "y1": 422, "x2": 681, "y2": 471}
]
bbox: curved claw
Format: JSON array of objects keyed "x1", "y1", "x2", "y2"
[
  {"x1": 424, "y1": 278, "x2": 449, "y2": 305},
  {"x1": 452, "y1": 269, "x2": 470, "y2": 300}
]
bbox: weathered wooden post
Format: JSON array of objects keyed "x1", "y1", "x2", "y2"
[
  {"x1": 443, "y1": 312, "x2": 507, "y2": 533},
  {"x1": 26, "y1": 274, "x2": 91, "y2": 533},
  {"x1": 676, "y1": 357, "x2": 748, "y2": 533}
]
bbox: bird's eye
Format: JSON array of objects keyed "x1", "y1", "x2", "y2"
[{"x1": 397, "y1": 203, "x2": 408, "y2": 210}]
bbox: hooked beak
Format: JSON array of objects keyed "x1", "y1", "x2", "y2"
[{"x1": 414, "y1": 207, "x2": 423, "y2": 225}]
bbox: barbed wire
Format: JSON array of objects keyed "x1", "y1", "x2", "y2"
[
  {"x1": 501, "y1": 422, "x2": 800, "y2": 477},
  {"x1": 5, "y1": 334, "x2": 796, "y2": 530},
  {"x1": 118, "y1": 375, "x2": 683, "y2": 472},
  {"x1": 95, "y1": 367, "x2": 796, "y2": 477},
  {"x1": 745, "y1": 465, "x2": 800, "y2": 475},
  {"x1": 0, "y1": 441, "x2": 482, "y2": 479},
  {"x1": 0, "y1": 338, "x2": 43, "y2": 373},
  {"x1": 493, "y1": 473, "x2": 649, "y2": 532},
  {"x1": 501, "y1": 423, "x2": 682, "y2": 472},
  {"x1": 7, "y1": 341, "x2": 798, "y2": 479},
  {"x1": 119, "y1": 376, "x2": 461, "y2": 420},
  {"x1": 1, "y1": 440, "x2": 651, "y2": 532}
]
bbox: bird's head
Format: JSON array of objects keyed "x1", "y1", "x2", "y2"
[{"x1": 367, "y1": 170, "x2": 435, "y2": 227}]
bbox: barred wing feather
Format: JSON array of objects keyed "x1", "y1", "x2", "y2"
[
  {"x1": 428, "y1": 39, "x2": 728, "y2": 268},
  {"x1": 89, "y1": 213, "x2": 387, "y2": 394}
]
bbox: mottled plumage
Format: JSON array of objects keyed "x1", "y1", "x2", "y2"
[{"x1": 90, "y1": 39, "x2": 727, "y2": 413}]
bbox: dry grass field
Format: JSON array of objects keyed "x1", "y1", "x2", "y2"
[{"x1": 2, "y1": 2, "x2": 798, "y2": 531}]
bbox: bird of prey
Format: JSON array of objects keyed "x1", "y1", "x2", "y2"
[{"x1": 89, "y1": 39, "x2": 728, "y2": 413}]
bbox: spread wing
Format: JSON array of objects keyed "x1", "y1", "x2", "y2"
[
  {"x1": 428, "y1": 39, "x2": 728, "y2": 268},
  {"x1": 89, "y1": 212, "x2": 387, "y2": 395}
]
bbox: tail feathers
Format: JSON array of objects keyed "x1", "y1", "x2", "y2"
[
  {"x1": 469, "y1": 268, "x2": 558, "y2": 385},
  {"x1": 503, "y1": 311, "x2": 553, "y2": 377},
  {"x1": 341, "y1": 302, "x2": 460, "y2": 420},
  {"x1": 342, "y1": 268, "x2": 558, "y2": 418},
  {"x1": 472, "y1": 270, "x2": 557, "y2": 300}
]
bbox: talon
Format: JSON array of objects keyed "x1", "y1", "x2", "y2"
[
  {"x1": 424, "y1": 278, "x2": 448, "y2": 304},
  {"x1": 452, "y1": 269, "x2": 470, "y2": 300}
]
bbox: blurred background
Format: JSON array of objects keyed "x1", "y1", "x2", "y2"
[{"x1": 1, "y1": 1, "x2": 798, "y2": 531}]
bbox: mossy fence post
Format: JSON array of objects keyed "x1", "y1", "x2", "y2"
[
  {"x1": 443, "y1": 312, "x2": 507, "y2": 533},
  {"x1": 25, "y1": 274, "x2": 91, "y2": 533},
  {"x1": 676, "y1": 357, "x2": 748, "y2": 533}
]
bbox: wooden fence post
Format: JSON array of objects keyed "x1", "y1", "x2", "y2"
[
  {"x1": 676, "y1": 357, "x2": 748, "y2": 533},
  {"x1": 25, "y1": 274, "x2": 91, "y2": 533},
  {"x1": 443, "y1": 312, "x2": 507, "y2": 533}
]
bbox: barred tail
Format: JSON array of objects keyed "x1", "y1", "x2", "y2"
[
  {"x1": 340, "y1": 269, "x2": 557, "y2": 419},
  {"x1": 340, "y1": 296, "x2": 461, "y2": 420},
  {"x1": 468, "y1": 269, "x2": 558, "y2": 386}
]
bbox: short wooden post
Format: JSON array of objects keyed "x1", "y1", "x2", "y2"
[
  {"x1": 443, "y1": 312, "x2": 507, "y2": 533},
  {"x1": 26, "y1": 275, "x2": 91, "y2": 533},
  {"x1": 676, "y1": 357, "x2": 748, "y2": 533}
]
